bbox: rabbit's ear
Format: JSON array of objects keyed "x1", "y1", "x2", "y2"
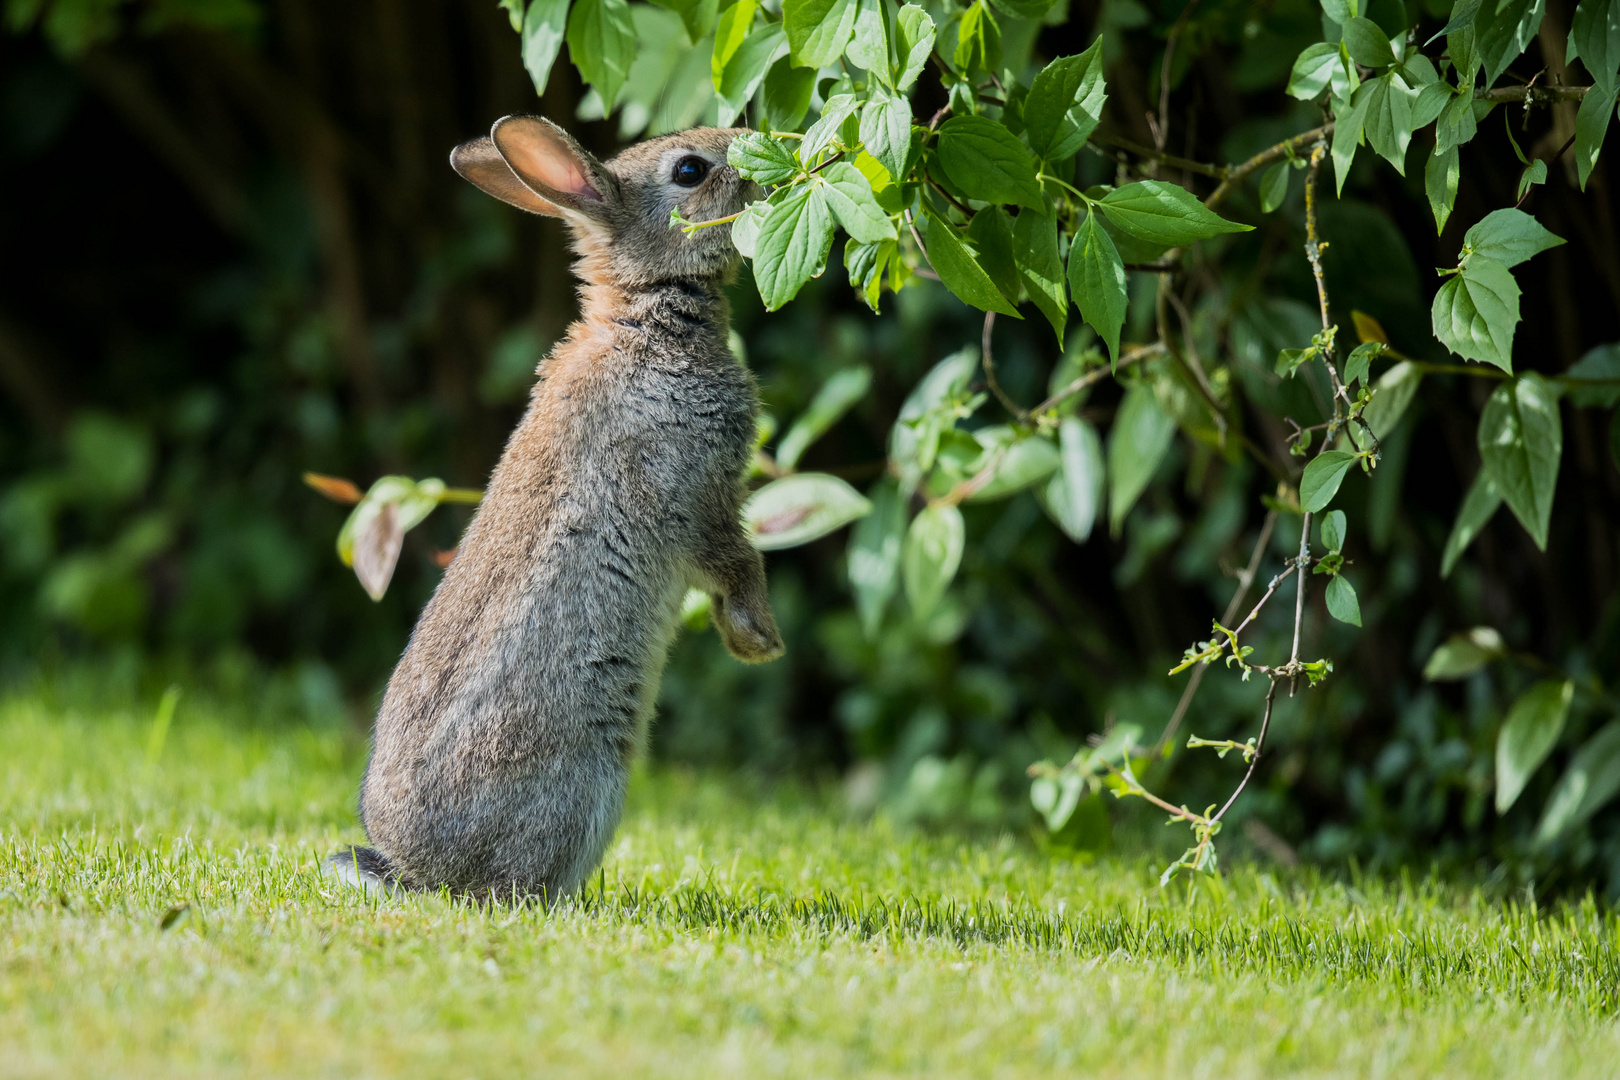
[
  {"x1": 449, "y1": 137, "x2": 563, "y2": 217},
  {"x1": 490, "y1": 115, "x2": 618, "y2": 217}
]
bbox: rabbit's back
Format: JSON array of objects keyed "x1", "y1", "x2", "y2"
[{"x1": 359, "y1": 292, "x2": 755, "y2": 896}]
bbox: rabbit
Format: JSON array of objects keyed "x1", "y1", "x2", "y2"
[{"x1": 326, "y1": 116, "x2": 782, "y2": 902}]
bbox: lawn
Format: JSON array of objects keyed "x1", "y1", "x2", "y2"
[{"x1": 3, "y1": 689, "x2": 1620, "y2": 1078}]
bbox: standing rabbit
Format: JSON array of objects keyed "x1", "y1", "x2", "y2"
[{"x1": 327, "y1": 117, "x2": 781, "y2": 901}]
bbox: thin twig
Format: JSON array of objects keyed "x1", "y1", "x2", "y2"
[
  {"x1": 1030, "y1": 342, "x2": 1168, "y2": 416},
  {"x1": 1089, "y1": 131, "x2": 1226, "y2": 179},
  {"x1": 980, "y1": 312, "x2": 1027, "y2": 422},
  {"x1": 1204, "y1": 123, "x2": 1334, "y2": 210},
  {"x1": 1210, "y1": 681, "x2": 1279, "y2": 823},
  {"x1": 1152, "y1": 0, "x2": 1203, "y2": 158}
]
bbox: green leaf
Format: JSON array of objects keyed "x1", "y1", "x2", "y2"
[
  {"x1": 1300, "y1": 451, "x2": 1357, "y2": 512},
  {"x1": 818, "y1": 162, "x2": 897, "y2": 244},
  {"x1": 904, "y1": 502, "x2": 965, "y2": 619},
  {"x1": 965, "y1": 429, "x2": 1061, "y2": 502},
  {"x1": 1463, "y1": 207, "x2": 1565, "y2": 268},
  {"x1": 1423, "y1": 626, "x2": 1506, "y2": 680},
  {"x1": 1496, "y1": 679, "x2": 1574, "y2": 814},
  {"x1": 647, "y1": 0, "x2": 720, "y2": 40},
  {"x1": 1436, "y1": 89, "x2": 1478, "y2": 151},
  {"x1": 337, "y1": 476, "x2": 447, "y2": 600},
  {"x1": 1535, "y1": 720, "x2": 1620, "y2": 846},
  {"x1": 847, "y1": 480, "x2": 907, "y2": 637},
  {"x1": 1564, "y1": 343, "x2": 1620, "y2": 407},
  {"x1": 776, "y1": 365, "x2": 872, "y2": 470},
  {"x1": 894, "y1": 4, "x2": 934, "y2": 90},
  {"x1": 1357, "y1": 360, "x2": 1423, "y2": 445},
  {"x1": 953, "y1": 0, "x2": 1001, "y2": 73},
  {"x1": 1343, "y1": 342, "x2": 1382, "y2": 387},
  {"x1": 752, "y1": 183, "x2": 836, "y2": 310},
  {"x1": 1477, "y1": 372, "x2": 1563, "y2": 549},
  {"x1": 803, "y1": 93, "x2": 860, "y2": 164},
  {"x1": 922, "y1": 211, "x2": 1022, "y2": 317},
  {"x1": 1013, "y1": 209, "x2": 1068, "y2": 344},
  {"x1": 499, "y1": 0, "x2": 525, "y2": 32},
  {"x1": 1330, "y1": 82, "x2": 1369, "y2": 195},
  {"x1": 1412, "y1": 81, "x2": 1453, "y2": 128},
  {"x1": 1426, "y1": 142, "x2": 1460, "y2": 234},
  {"x1": 936, "y1": 115, "x2": 1046, "y2": 209},
  {"x1": 1321, "y1": 508, "x2": 1348, "y2": 551},
  {"x1": 568, "y1": 0, "x2": 637, "y2": 111},
  {"x1": 859, "y1": 89, "x2": 913, "y2": 182},
  {"x1": 782, "y1": 0, "x2": 857, "y2": 68},
  {"x1": 1042, "y1": 416, "x2": 1105, "y2": 542},
  {"x1": 1432, "y1": 255, "x2": 1521, "y2": 372},
  {"x1": 1362, "y1": 72, "x2": 1418, "y2": 174},
  {"x1": 1068, "y1": 211, "x2": 1127, "y2": 366},
  {"x1": 1516, "y1": 157, "x2": 1549, "y2": 202},
  {"x1": 731, "y1": 200, "x2": 765, "y2": 258},
  {"x1": 1024, "y1": 39, "x2": 1108, "y2": 162},
  {"x1": 1097, "y1": 181, "x2": 1254, "y2": 247},
  {"x1": 745, "y1": 472, "x2": 872, "y2": 549},
  {"x1": 1440, "y1": 469, "x2": 1502, "y2": 577},
  {"x1": 845, "y1": 0, "x2": 889, "y2": 80},
  {"x1": 1475, "y1": 0, "x2": 1546, "y2": 87},
  {"x1": 987, "y1": 0, "x2": 1054, "y2": 17},
  {"x1": 965, "y1": 207, "x2": 1022, "y2": 307},
  {"x1": 1573, "y1": 0, "x2": 1620, "y2": 94},
  {"x1": 1107, "y1": 385, "x2": 1176, "y2": 535},
  {"x1": 714, "y1": 22, "x2": 788, "y2": 124},
  {"x1": 1288, "y1": 42, "x2": 1341, "y2": 99},
  {"x1": 1342, "y1": 15, "x2": 1397, "y2": 66},
  {"x1": 1574, "y1": 87, "x2": 1618, "y2": 189},
  {"x1": 520, "y1": 0, "x2": 570, "y2": 96},
  {"x1": 728, "y1": 131, "x2": 801, "y2": 186},
  {"x1": 889, "y1": 348, "x2": 979, "y2": 487},
  {"x1": 762, "y1": 57, "x2": 817, "y2": 130},
  {"x1": 1259, "y1": 161, "x2": 1291, "y2": 213},
  {"x1": 1325, "y1": 575, "x2": 1362, "y2": 626}
]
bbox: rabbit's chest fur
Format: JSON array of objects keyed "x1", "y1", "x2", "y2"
[{"x1": 361, "y1": 286, "x2": 754, "y2": 833}]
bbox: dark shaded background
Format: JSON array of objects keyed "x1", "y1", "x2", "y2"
[{"x1": 4, "y1": 0, "x2": 1620, "y2": 890}]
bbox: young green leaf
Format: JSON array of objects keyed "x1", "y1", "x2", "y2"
[
  {"x1": 715, "y1": 22, "x2": 788, "y2": 124},
  {"x1": 847, "y1": 479, "x2": 907, "y2": 637},
  {"x1": 1325, "y1": 575, "x2": 1362, "y2": 626},
  {"x1": 936, "y1": 116, "x2": 1046, "y2": 209},
  {"x1": 1107, "y1": 385, "x2": 1176, "y2": 535},
  {"x1": 953, "y1": 0, "x2": 1001, "y2": 73},
  {"x1": 1564, "y1": 343, "x2": 1620, "y2": 407},
  {"x1": 1343, "y1": 342, "x2": 1383, "y2": 387},
  {"x1": 1436, "y1": 89, "x2": 1478, "y2": 151},
  {"x1": 1300, "y1": 450, "x2": 1358, "y2": 512},
  {"x1": 964, "y1": 429, "x2": 1061, "y2": 502},
  {"x1": 1357, "y1": 361, "x2": 1423, "y2": 444},
  {"x1": 845, "y1": 0, "x2": 889, "y2": 81},
  {"x1": 752, "y1": 183, "x2": 836, "y2": 310},
  {"x1": 818, "y1": 162, "x2": 898, "y2": 244},
  {"x1": 921, "y1": 211, "x2": 1022, "y2": 317},
  {"x1": 1023, "y1": 39, "x2": 1108, "y2": 162},
  {"x1": 1287, "y1": 42, "x2": 1340, "y2": 99},
  {"x1": 745, "y1": 472, "x2": 872, "y2": 549},
  {"x1": 1426, "y1": 142, "x2": 1460, "y2": 234},
  {"x1": 1097, "y1": 181, "x2": 1254, "y2": 247},
  {"x1": 1496, "y1": 678, "x2": 1574, "y2": 814},
  {"x1": 1013, "y1": 209, "x2": 1068, "y2": 345},
  {"x1": 1475, "y1": 0, "x2": 1546, "y2": 87},
  {"x1": 521, "y1": 0, "x2": 570, "y2": 96},
  {"x1": 1042, "y1": 416, "x2": 1105, "y2": 542},
  {"x1": 1440, "y1": 469, "x2": 1503, "y2": 577},
  {"x1": 859, "y1": 89, "x2": 913, "y2": 181},
  {"x1": 728, "y1": 132, "x2": 801, "y2": 186},
  {"x1": 1463, "y1": 207, "x2": 1566, "y2": 268},
  {"x1": 1423, "y1": 626, "x2": 1507, "y2": 680},
  {"x1": 1362, "y1": 72, "x2": 1418, "y2": 174},
  {"x1": 1516, "y1": 157, "x2": 1549, "y2": 202},
  {"x1": 1321, "y1": 508, "x2": 1348, "y2": 551},
  {"x1": 776, "y1": 365, "x2": 873, "y2": 470},
  {"x1": 1535, "y1": 720, "x2": 1620, "y2": 846},
  {"x1": 1068, "y1": 211, "x2": 1127, "y2": 365},
  {"x1": 1259, "y1": 161, "x2": 1291, "y2": 212},
  {"x1": 1330, "y1": 80, "x2": 1369, "y2": 194},
  {"x1": 1477, "y1": 372, "x2": 1563, "y2": 550},
  {"x1": 904, "y1": 502, "x2": 965, "y2": 619},
  {"x1": 888, "y1": 348, "x2": 979, "y2": 486},
  {"x1": 647, "y1": 0, "x2": 721, "y2": 40},
  {"x1": 802, "y1": 94, "x2": 859, "y2": 164},
  {"x1": 1574, "y1": 86, "x2": 1617, "y2": 190},
  {"x1": 893, "y1": 4, "x2": 935, "y2": 89},
  {"x1": 782, "y1": 0, "x2": 858, "y2": 68},
  {"x1": 1342, "y1": 16, "x2": 1397, "y2": 67},
  {"x1": 1432, "y1": 255, "x2": 1521, "y2": 372},
  {"x1": 567, "y1": 0, "x2": 637, "y2": 111}
]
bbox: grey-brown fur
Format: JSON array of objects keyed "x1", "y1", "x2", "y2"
[{"x1": 327, "y1": 117, "x2": 780, "y2": 901}]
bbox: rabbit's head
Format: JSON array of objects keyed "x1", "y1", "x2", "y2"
[{"x1": 451, "y1": 117, "x2": 757, "y2": 287}]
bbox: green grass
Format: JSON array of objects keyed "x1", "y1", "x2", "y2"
[{"x1": 5, "y1": 691, "x2": 1620, "y2": 1078}]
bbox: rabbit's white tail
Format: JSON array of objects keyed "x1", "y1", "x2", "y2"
[{"x1": 325, "y1": 845, "x2": 402, "y2": 896}]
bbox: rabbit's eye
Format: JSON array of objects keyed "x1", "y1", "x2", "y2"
[{"x1": 672, "y1": 156, "x2": 710, "y2": 187}]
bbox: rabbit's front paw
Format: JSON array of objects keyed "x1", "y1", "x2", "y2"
[{"x1": 713, "y1": 595, "x2": 785, "y2": 664}]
